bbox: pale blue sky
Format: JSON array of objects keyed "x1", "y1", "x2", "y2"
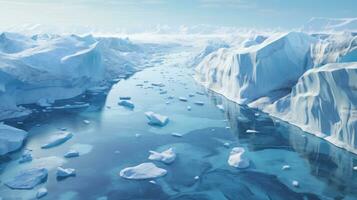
[{"x1": 0, "y1": 0, "x2": 356, "y2": 30}]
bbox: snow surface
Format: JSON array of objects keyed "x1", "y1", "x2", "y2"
[
  {"x1": 0, "y1": 123, "x2": 28, "y2": 155},
  {"x1": 119, "y1": 162, "x2": 167, "y2": 180}
]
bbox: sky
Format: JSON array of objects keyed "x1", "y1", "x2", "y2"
[{"x1": 0, "y1": 0, "x2": 356, "y2": 31}]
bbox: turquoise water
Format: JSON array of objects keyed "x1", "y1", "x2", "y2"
[{"x1": 1, "y1": 50, "x2": 357, "y2": 200}]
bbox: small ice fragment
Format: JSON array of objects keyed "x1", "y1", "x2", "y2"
[
  {"x1": 145, "y1": 112, "x2": 169, "y2": 126},
  {"x1": 225, "y1": 126, "x2": 231, "y2": 129},
  {"x1": 19, "y1": 150, "x2": 33, "y2": 163},
  {"x1": 119, "y1": 96, "x2": 131, "y2": 100},
  {"x1": 165, "y1": 101, "x2": 170, "y2": 105},
  {"x1": 57, "y1": 167, "x2": 76, "y2": 178},
  {"x1": 188, "y1": 94, "x2": 195, "y2": 97},
  {"x1": 254, "y1": 113, "x2": 260, "y2": 116},
  {"x1": 228, "y1": 147, "x2": 250, "y2": 168},
  {"x1": 353, "y1": 166, "x2": 357, "y2": 171},
  {"x1": 282, "y1": 165, "x2": 291, "y2": 170},
  {"x1": 216, "y1": 104, "x2": 224, "y2": 111},
  {"x1": 135, "y1": 134, "x2": 141, "y2": 138},
  {"x1": 36, "y1": 187, "x2": 48, "y2": 199},
  {"x1": 187, "y1": 106, "x2": 191, "y2": 111},
  {"x1": 167, "y1": 96, "x2": 174, "y2": 100},
  {"x1": 119, "y1": 162, "x2": 167, "y2": 180},
  {"x1": 160, "y1": 91, "x2": 167, "y2": 95},
  {"x1": 118, "y1": 100, "x2": 135, "y2": 109},
  {"x1": 151, "y1": 83, "x2": 165, "y2": 87},
  {"x1": 223, "y1": 142, "x2": 230, "y2": 148},
  {"x1": 148, "y1": 148, "x2": 176, "y2": 164},
  {"x1": 41, "y1": 132, "x2": 73, "y2": 149},
  {"x1": 246, "y1": 129, "x2": 258, "y2": 134},
  {"x1": 179, "y1": 97, "x2": 188, "y2": 102},
  {"x1": 171, "y1": 132, "x2": 183, "y2": 137},
  {"x1": 149, "y1": 180, "x2": 157, "y2": 184},
  {"x1": 196, "y1": 92, "x2": 205, "y2": 95},
  {"x1": 292, "y1": 180, "x2": 299, "y2": 187},
  {"x1": 64, "y1": 150, "x2": 79, "y2": 158},
  {"x1": 194, "y1": 176, "x2": 199, "y2": 180},
  {"x1": 194, "y1": 101, "x2": 204, "y2": 106},
  {"x1": 83, "y1": 120, "x2": 90, "y2": 124}
]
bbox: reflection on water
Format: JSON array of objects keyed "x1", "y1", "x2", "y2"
[{"x1": 0, "y1": 54, "x2": 357, "y2": 200}]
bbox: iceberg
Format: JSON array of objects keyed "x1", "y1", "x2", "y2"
[
  {"x1": 227, "y1": 147, "x2": 250, "y2": 168},
  {"x1": 41, "y1": 131, "x2": 73, "y2": 149},
  {"x1": 118, "y1": 100, "x2": 135, "y2": 109},
  {"x1": 145, "y1": 111, "x2": 169, "y2": 126},
  {"x1": 148, "y1": 148, "x2": 176, "y2": 164},
  {"x1": 195, "y1": 32, "x2": 316, "y2": 104},
  {"x1": 119, "y1": 162, "x2": 167, "y2": 180},
  {"x1": 5, "y1": 168, "x2": 48, "y2": 190},
  {"x1": 0, "y1": 123, "x2": 28, "y2": 155}
]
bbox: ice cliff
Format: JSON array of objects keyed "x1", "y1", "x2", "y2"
[{"x1": 195, "y1": 26, "x2": 357, "y2": 153}]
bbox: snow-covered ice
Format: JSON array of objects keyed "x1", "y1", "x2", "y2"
[
  {"x1": 41, "y1": 131, "x2": 73, "y2": 149},
  {"x1": 119, "y1": 162, "x2": 167, "y2": 180},
  {"x1": 148, "y1": 148, "x2": 176, "y2": 164},
  {"x1": 145, "y1": 111, "x2": 169, "y2": 126},
  {"x1": 228, "y1": 147, "x2": 250, "y2": 168},
  {"x1": 5, "y1": 168, "x2": 48, "y2": 190}
]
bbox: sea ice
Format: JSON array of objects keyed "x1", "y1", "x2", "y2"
[
  {"x1": 228, "y1": 147, "x2": 250, "y2": 168},
  {"x1": 145, "y1": 111, "x2": 169, "y2": 126},
  {"x1": 41, "y1": 131, "x2": 73, "y2": 149},
  {"x1": 5, "y1": 168, "x2": 48, "y2": 190},
  {"x1": 148, "y1": 148, "x2": 176, "y2": 164},
  {"x1": 119, "y1": 162, "x2": 167, "y2": 180}
]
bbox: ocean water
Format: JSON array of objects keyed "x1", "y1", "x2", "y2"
[{"x1": 1, "y1": 50, "x2": 357, "y2": 200}]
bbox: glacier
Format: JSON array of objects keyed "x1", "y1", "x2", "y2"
[
  {"x1": 195, "y1": 27, "x2": 357, "y2": 153},
  {"x1": 0, "y1": 32, "x2": 149, "y2": 120}
]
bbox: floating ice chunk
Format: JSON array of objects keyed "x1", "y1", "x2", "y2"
[
  {"x1": 145, "y1": 112, "x2": 169, "y2": 126},
  {"x1": 188, "y1": 94, "x2": 195, "y2": 97},
  {"x1": 292, "y1": 180, "x2": 299, "y2": 187},
  {"x1": 223, "y1": 142, "x2": 230, "y2": 148},
  {"x1": 5, "y1": 168, "x2": 48, "y2": 190},
  {"x1": 36, "y1": 187, "x2": 48, "y2": 199},
  {"x1": 194, "y1": 176, "x2": 200, "y2": 180},
  {"x1": 196, "y1": 91, "x2": 205, "y2": 95},
  {"x1": 353, "y1": 166, "x2": 357, "y2": 171},
  {"x1": 118, "y1": 100, "x2": 135, "y2": 109},
  {"x1": 19, "y1": 150, "x2": 33, "y2": 163},
  {"x1": 136, "y1": 84, "x2": 144, "y2": 87},
  {"x1": 41, "y1": 131, "x2": 73, "y2": 149},
  {"x1": 57, "y1": 167, "x2": 76, "y2": 178},
  {"x1": 246, "y1": 129, "x2": 259, "y2": 134},
  {"x1": 187, "y1": 106, "x2": 192, "y2": 111},
  {"x1": 228, "y1": 147, "x2": 250, "y2": 168},
  {"x1": 0, "y1": 123, "x2": 28, "y2": 155},
  {"x1": 159, "y1": 91, "x2": 167, "y2": 95},
  {"x1": 149, "y1": 180, "x2": 157, "y2": 184},
  {"x1": 151, "y1": 83, "x2": 165, "y2": 87},
  {"x1": 148, "y1": 148, "x2": 176, "y2": 164},
  {"x1": 167, "y1": 96, "x2": 174, "y2": 100},
  {"x1": 119, "y1": 96, "x2": 131, "y2": 100},
  {"x1": 119, "y1": 162, "x2": 167, "y2": 180},
  {"x1": 171, "y1": 132, "x2": 183, "y2": 137},
  {"x1": 225, "y1": 126, "x2": 231, "y2": 129},
  {"x1": 194, "y1": 101, "x2": 204, "y2": 106},
  {"x1": 64, "y1": 150, "x2": 79, "y2": 158},
  {"x1": 83, "y1": 120, "x2": 90, "y2": 124},
  {"x1": 216, "y1": 104, "x2": 224, "y2": 111},
  {"x1": 178, "y1": 97, "x2": 188, "y2": 102},
  {"x1": 282, "y1": 165, "x2": 291, "y2": 170}
]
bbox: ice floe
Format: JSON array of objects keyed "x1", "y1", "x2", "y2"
[
  {"x1": 145, "y1": 111, "x2": 169, "y2": 126},
  {"x1": 119, "y1": 162, "x2": 167, "y2": 180},
  {"x1": 148, "y1": 148, "x2": 176, "y2": 164},
  {"x1": 5, "y1": 168, "x2": 48, "y2": 190},
  {"x1": 41, "y1": 131, "x2": 73, "y2": 149}
]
